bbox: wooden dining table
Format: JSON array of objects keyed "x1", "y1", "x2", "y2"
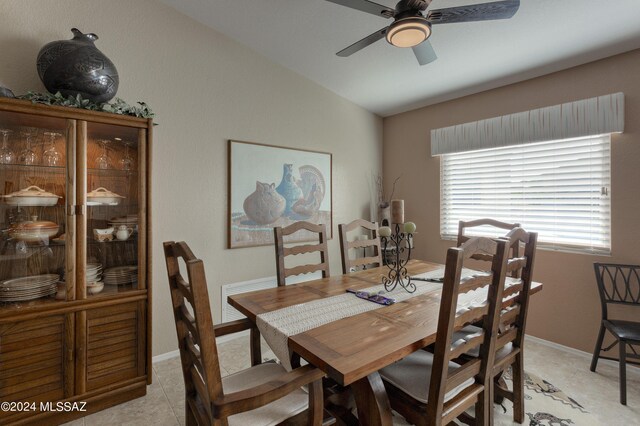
[{"x1": 228, "y1": 259, "x2": 542, "y2": 426}]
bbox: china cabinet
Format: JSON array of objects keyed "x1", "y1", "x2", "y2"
[{"x1": 0, "y1": 97, "x2": 152, "y2": 425}]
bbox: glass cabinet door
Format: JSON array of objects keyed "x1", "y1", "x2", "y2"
[
  {"x1": 0, "y1": 110, "x2": 73, "y2": 307},
  {"x1": 81, "y1": 122, "x2": 146, "y2": 299}
]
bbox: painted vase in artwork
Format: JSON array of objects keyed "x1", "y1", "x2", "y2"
[
  {"x1": 243, "y1": 181, "x2": 286, "y2": 225},
  {"x1": 292, "y1": 183, "x2": 323, "y2": 217},
  {"x1": 36, "y1": 28, "x2": 119, "y2": 103},
  {"x1": 276, "y1": 164, "x2": 303, "y2": 215},
  {"x1": 291, "y1": 165, "x2": 326, "y2": 218}
]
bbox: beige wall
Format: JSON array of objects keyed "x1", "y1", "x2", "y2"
[
  {"x1": 383, "y1": 49, "x2": 640, "y2": 353},
  {"x1": 0, "y1": 0, "x2": 383, "y2": 356}
]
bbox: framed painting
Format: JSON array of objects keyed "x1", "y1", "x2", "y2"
[{"x1": 228, "y1": 140, "x2": 333, "y2": 249}]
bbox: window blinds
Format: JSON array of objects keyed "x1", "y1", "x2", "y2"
[{"x1": 440, "y1": 135, "x2": 611, "y2": 254}]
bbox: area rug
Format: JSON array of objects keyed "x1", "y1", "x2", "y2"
[
  {"x1": 390, "y1": 369, "x2": 596, "y2": 425},
  {"x1": 493, "y1": 369, "x2": 596, "y2": 426}
]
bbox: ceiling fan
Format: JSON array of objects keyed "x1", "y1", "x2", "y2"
[{"x1": 326, "y1": 0, "x2": 520, "y2": 65}]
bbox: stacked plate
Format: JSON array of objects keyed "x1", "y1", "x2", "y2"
[
  {"x1": 0, "y1": 274, "x2": 59, "y2": 302},
  {"x1": 108, "y1": 215, "x2": 138, "y2": 232},
  {"x1": 86, "y1": 263, "x2": 102, "y2": 283},
  {"x1": 103, "y1": 266, "x2": 138, "y2": 286},
  {"x1": 59, "y1": 263, "x2": 103, "y2": 283}
]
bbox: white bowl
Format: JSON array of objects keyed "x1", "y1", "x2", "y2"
[
  {"x1": 94, "y1": 227, "x2": 114, "y2": 236},
  {"x1": 87, "y1": 282, "x2": 104, "y2": 295}
]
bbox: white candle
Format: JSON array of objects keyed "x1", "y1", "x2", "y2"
[{"x1": 391, "y1": 199, "x2": 404, "y2": 224}]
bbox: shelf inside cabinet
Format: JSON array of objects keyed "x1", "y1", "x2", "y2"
[
  {"x1": 0, "y1": 295, "x2": 64, "y2": 310},
  {"x1": 87, "y1": 237, "x2": 137, "y2": 245},
  {"x1": 87, "y1": 168, "x2": 139, "y2": 177},
  {"x1": 0, "y1": 163, "x2": 66, "y2": 173}
]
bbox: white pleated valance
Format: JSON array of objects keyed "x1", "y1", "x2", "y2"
[{"x1": 431, "y1": 92, "x2": 624, "y2": 156}]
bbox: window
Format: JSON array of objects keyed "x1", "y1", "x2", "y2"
[{"x1": 440, "y1": 135, "x2": 611, "y2": 254}]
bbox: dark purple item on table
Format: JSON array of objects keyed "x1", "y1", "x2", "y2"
[{"x1": 346, "y1": 288, "x2": 396, "y2": 305}]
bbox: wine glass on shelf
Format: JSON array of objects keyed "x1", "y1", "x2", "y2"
[
  {"x1": 17, "y1": 128, "x2": 37, "y2": 165},
  {"x1": 96, "y1": 139, "x2": 111, "y2": 169},
  {"x1": 42, "y1": 132, "x2": 63, "y2": 166},
  {"x1": 0, "y1": 129, "x2": 14, "y2": 164},
  {"x1": 119, "y1": 140, "x2": 134, "y2": 171}
]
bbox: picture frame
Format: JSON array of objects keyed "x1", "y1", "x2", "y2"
[{"x1": 228, "y1": 140, "x2": 333, "y2": 249}]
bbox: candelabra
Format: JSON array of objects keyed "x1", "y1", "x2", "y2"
[{"x1": 380, "y1": 223, "x2": 415, "y2": 293}]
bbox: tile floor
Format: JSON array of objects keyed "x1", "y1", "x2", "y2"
[{"x1": 63, "y1": 337, "x2": 639, "y2": 426}]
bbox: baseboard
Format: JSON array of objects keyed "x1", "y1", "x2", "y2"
[
  {"x1": 152, "y1": 349, "x2": 180, "y2": 364},
  {"x1": 216, "y1": 329, "x2": 250, "y2": 344},
  {"x1": 152, "y1": 332, "x2": 248, "y2": 364},
  {"x1": 525, "y1": 334, "x2": 640, "y2": 377},
  {"x1": 152, "y1": 333, "x2": 638, "y2": 376}
]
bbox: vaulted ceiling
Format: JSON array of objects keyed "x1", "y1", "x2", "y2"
[{"x1": 159, "y1": 0, "x2": 640, "y2": 116}]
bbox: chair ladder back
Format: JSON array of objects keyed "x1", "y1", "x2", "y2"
[
  {"x1": 426, "y1": 247, "x2": 464, "y2": 421},
  {"x1": 163, "y1": 241, "x2": 224, "y2": 422},
  {"x1": 338, "y1": 219, "x2": 382, "y2": 274},
  {"x1": 474, "y1": 237, "x2": 510, "y2": 391},
  {"x1": 502, "y1": 229, "x2": 537, "y2": 350},
  {"x1": 274, "y1": 221, "x2": 330, "y2": 287},
  {"x1": 427, "y1": 236, "x2": 510, "y2": 423},
  {"x1": 457, "y1": 219, "x2": 522, "y2": 275}
]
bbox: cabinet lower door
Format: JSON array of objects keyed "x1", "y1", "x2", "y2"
[
  {"x1": 79, "y1": 301, "x2": 146, "y2": 392},
  {"x1": 0, "y1": 314, "x2": 74, "y2": 424}
]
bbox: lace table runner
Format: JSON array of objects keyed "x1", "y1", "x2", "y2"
[{"x1": 257, "y1": 267, "x2": 484, "y2": 370}]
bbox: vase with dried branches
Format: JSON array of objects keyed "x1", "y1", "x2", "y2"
[{"x1": 373, "y1": 174, "x2": 401, "y2": 226}]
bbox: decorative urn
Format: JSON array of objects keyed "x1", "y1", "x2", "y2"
[
  {"x1": 243, "y1": 181, "x2": 286, "y2": 225},
  {"x1": 36, "y1": 28, "x2": 119, "y2": 103},
  {"x1": 276, "y1": 164, "x2": 303, "y2": 215}
]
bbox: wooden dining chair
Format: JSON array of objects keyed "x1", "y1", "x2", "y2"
[
  {"x1": 451, "y1": 227, "x2": 538, "y2": 424},
  {"x1": 338, "y1": 219, "x2": 381, "y2": 274},
  {"x1": 274, "y1": 221, "x2": 330, "y2": 287},
  {"x1": 163, "y1": 241, "x2": 325, "y2": 425},
  {"x1": 458, "y1": 219, "x2": 522, "y2": 277},
  {"x1": 379, "y1": 236, "x2": 510, "y2": 426},
  {"x1": 590, "y1": 263, "x2": 640, "y2": 405}
]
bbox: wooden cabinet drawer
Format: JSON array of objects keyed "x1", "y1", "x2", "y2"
[
  {"x1": 83, "y1": 301, "x2": 145, "y2": 391},
  {"x1": 0, "y1": 315, "x2": 73, "y2": 423}
]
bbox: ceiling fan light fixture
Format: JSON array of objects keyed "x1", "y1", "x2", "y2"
[{"x1": 386, "y1": 17, "x2": 431, "y2": 48}]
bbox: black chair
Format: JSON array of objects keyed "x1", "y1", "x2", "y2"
[{"x1": 590, "y1": 263, "x2": 640, "y2": 405}]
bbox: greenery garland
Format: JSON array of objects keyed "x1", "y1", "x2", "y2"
[{"x1": 17, "y1": 91, "x2": 155, "y2": 119}]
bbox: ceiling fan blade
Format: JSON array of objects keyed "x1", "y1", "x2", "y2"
[
  {"x1": 336, "y1": 27, "x2": 387, "y2": 57},
  {"x1": 427, "y1": 0, "x2": 520, "y2": 24},
  {"x1": 412, "y1": 40, "x2": 437, "y2": 65},
  {"x1": 325, "y1": 0, "x2": 394, "y2": 19}
]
